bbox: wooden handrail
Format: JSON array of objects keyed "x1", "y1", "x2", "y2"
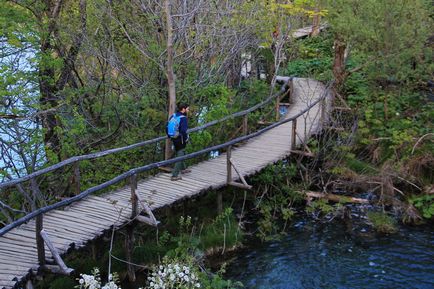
[
  {"x1": 0, "y1": 80, "x2": 332, "y2": 237},
  {"x1": 0, "y1": 85, "x2": 290, "y2": 190}
]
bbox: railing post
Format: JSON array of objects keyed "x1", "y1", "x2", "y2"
[
  {"x1": 226, "y1": 146, "x2": 232, "y2": 184},
  {"x1": 291, "y1": 118, "x2": 297, "y2": 150},
  {"x1": 242, "y1": 115, "x2": 248, "y2": 135},
  {"x1": 126, "y1": 173, "x2": 137, "y2": 282},
  {"x1": 36, "y1": 214, "x2": 45, "y2": 266},
  {"x1": 73, "y1": 161, "x2": 81, "y2": 195},
  {"x1": 275, "y1": 97, "x2": 280, "y2": 121},
  {"x1": 220, "y1": 145, "x2": 233, "y2": 214},
  {"x1": 130, "y1": 174, "x2": 138, "y2": 217}
]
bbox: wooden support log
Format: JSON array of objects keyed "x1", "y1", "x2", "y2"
[
  {"x1": 304, "y1": 191, "x2": 369, "y2": 204},
  {"x1": 39, "y1": 230, "x2": 74, "y2": 275},
  {"x1": 291, "y1": 118, "x2": 297, "y2": 150},
  {"x1": 41, "y1": 264, "x2": 73, "y2": 275},
  {"x1": 229, "y1": 158, "x2": 252, "y2": 189},
  {"x1": 135, "y1": 192, "x2": 160, "y2": 227},
  {"x1": 228, "y1": 181, "x2": 252, "y2": 190},
  {"x1": 127, "y1": 174, "x2": 137, "y2": 282},
  {"x1": 125, "y1": 225, "x2": 135, "y2": 282},
  {"x1": 35, "y1": 214, "x2": 45, "y2": 266},
  {"x1": 136, "y1": 215, "x2": 159, "y2": 226},
  {"x1": 290, "y1": 150, "x2": 315, "y2": 157}
]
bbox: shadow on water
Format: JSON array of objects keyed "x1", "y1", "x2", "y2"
[{"x1": 225, "y1": 218, "x2": 434, "y2": 289}]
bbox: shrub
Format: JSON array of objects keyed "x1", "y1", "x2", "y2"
[{"x1": 367, "y1": 211, "x2": 398, "y2": 233}]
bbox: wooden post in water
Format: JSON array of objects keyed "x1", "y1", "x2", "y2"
[
  {"x1": 126, "y1": 174, "x2": 137, "y2": 282},
  {"x1": 36, "y1": 214, "x2": 45, "y2": 266},
  {"x1": 73, "y1": 161, "x2": 81, "y2": 195},
  {"x1": 291, "y1": 118, "x2": 297, "y2": 150}
]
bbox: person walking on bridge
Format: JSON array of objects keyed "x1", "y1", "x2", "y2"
[{"x1": 166, "y1": 103, "x2": 191, "y2": 181}]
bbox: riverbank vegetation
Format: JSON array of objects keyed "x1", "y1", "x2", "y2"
[{"x1": 1, "y1": 0, "x2": 433, "y2": 288}]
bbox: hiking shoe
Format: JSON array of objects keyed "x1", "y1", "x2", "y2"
[
  {"x1": 181, "y1": 169, "x2": 192, "y2": 174},
  {"x1": 171, "y1": 176, "x2": 182, "y2": 181}
]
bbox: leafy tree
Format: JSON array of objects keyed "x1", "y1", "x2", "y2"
[{"x1": 327, "y1": 0, "x2": 433, "y2": 88}]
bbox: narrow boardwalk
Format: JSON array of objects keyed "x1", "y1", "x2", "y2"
[{"x1": 0, "y1": 78, "x2": 328, "y2": 289}]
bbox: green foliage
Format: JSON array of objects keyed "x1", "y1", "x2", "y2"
[
  {"x1": 328, "y1": 0, "x2": 433, "y2": 83},
  {"x1": 410, "y1": 194, "x2": 434, "y2": 220},
  {"x1": 367, "y1": 211, "x2": 398, "y2": 234},
  {"x1": 305, "y1": 199, "x2": 335, "y2": 215},
  {"x1": 200, "y1": 264, "x2": 243, "y2": 289},
  {"x1": 283, "y1": 32, "x2": 333, "y2": 81},
  {"x1": 39, "y1": 276, "x2": 76, "y2": 289},
  {"x1": 251, "y1": 161, "x2": 303, "y2": 240}
]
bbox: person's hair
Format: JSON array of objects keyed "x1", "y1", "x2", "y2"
[{"x1": 177, "y1": 103, "x2": 189, "y2": 112}]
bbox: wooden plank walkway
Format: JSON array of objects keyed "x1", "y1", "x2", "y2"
[{"x1": 0, "y1": 78, "x2": 329, "y2": 289}]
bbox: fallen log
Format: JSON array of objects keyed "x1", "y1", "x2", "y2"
[{"x1": 304, "y1": 191, "x2": 369, "y2": 204}]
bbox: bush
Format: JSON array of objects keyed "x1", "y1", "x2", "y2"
[{"x1": 367, "y1": 211, "x2": 398, "y2": 234}]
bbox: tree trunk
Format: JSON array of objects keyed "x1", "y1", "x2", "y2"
[
  {"x1": 165, "y1": 0, "x2": 176, "y2": 160},
  {"x1": 38, "y1": 1, "x2": 63, "y2": 161},
  {"x1": 310, "y1": 8, "x2": 321, "y2": 37},
  {"x1": 36, "y1": 0, "x2": 87, "y2": 162},
  {"x1": 333, "y1": 36, "x2": 347, "y2": 89}
]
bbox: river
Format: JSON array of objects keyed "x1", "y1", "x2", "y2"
[{"x1": 225, "y1": 218, "x2": 434, "y2": 289}]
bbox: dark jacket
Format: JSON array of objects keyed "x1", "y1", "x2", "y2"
[{"x1": 169, "y1": 112, "x2": 188, "y2": 150}]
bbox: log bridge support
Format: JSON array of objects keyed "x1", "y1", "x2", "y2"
[
  {"x1": 125, "y1": 174, "x2": 160, "y2": 282},
  {"x1": 35, "y1": 216, "x2": 74, "y2": 276}
]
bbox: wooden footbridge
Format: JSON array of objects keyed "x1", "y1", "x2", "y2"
[{"x1": 0, "y1": 75, "x2": 331, "y2": 288}]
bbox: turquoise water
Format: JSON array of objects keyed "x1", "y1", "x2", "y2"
[{"x1": 226, "y1": 219, "x2": 434, "y2": 289}]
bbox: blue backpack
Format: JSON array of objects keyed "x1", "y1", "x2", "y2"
[{"x1": 166, "y1": 113, "x2": 185, "y2": 138}]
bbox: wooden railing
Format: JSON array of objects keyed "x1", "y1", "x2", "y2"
[
  {"x1": 0, "y1": 80, "x2": 331, "y2": 273},
  {"x1": 0, "y1": 81, "x2": 292, "y2": 191}
]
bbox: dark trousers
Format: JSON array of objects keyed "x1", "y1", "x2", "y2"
[{"x1": 172, "y1": 137, "x2": 187, "y2": 177}]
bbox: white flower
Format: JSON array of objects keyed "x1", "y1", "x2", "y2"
[
  {"x1": 184, "y1": 275, "x2": 189, "y2": 282},
  {"x1": 169, "y1": 274, "x2": 175, "y2": 281},
  {"x1": 179, "y1": 272, "x2": 184, "y2": 278},
  {"x1": 195, "y1": 283, "x2": 201, "y2": 288}
]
